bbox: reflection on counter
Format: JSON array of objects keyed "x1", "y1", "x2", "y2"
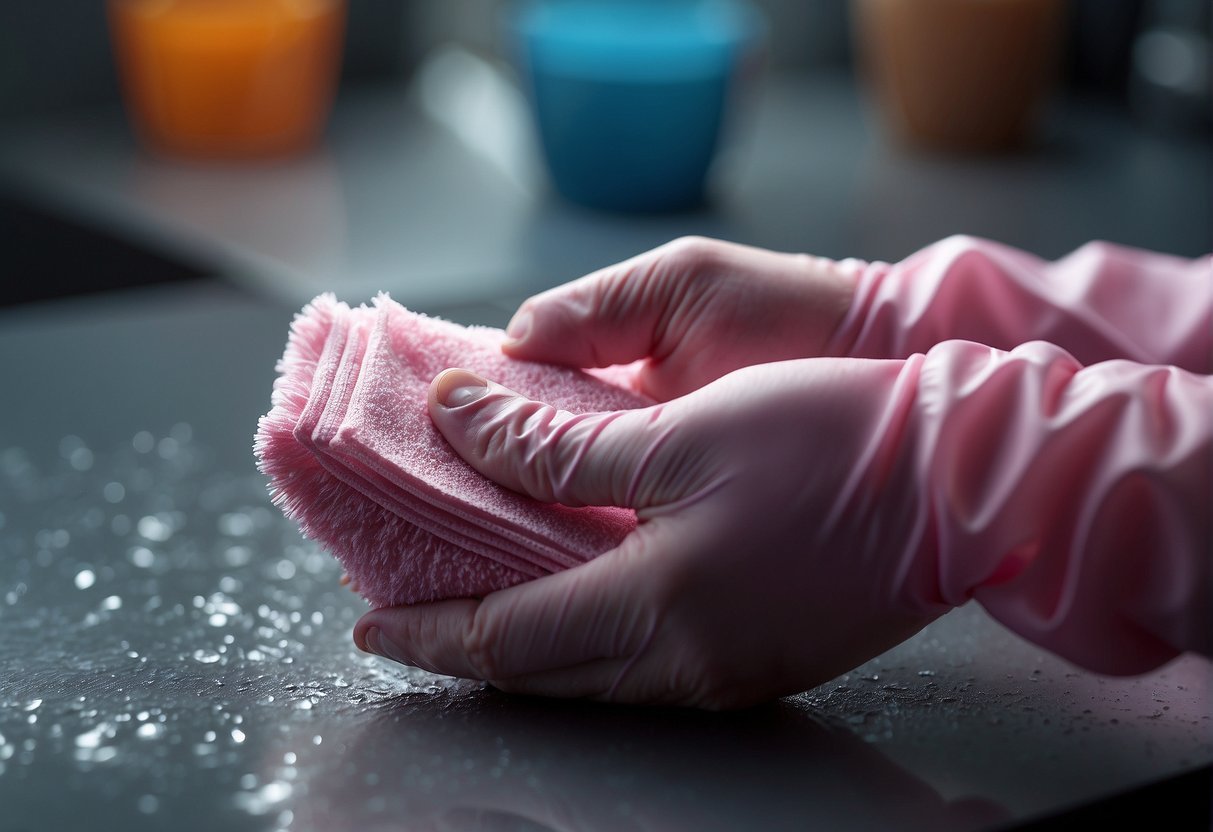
[
  {"x1": 0, "y1": 425, "x2": 462, "y2": 829},
  {"x1": 1, "y1": 420, "x2": 1208, "y2": 831},
  {"x1": 290, "y1": 694, "x2": 1004, "y2": 832},
  {"x1": 9, "y1": 425, "x2": 1002, "y2": 832}
]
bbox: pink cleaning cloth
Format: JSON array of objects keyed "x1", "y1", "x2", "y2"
[
  {"x1": 255, "y1": 294, "x2": 653, "y2": 608},
  {"x1": 294, "y1": 304, "x2": 558, "y2": 579}
]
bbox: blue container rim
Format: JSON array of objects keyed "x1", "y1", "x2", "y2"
[{"x1": 507, "y1": 0, "x2": 767, "y2": 81}]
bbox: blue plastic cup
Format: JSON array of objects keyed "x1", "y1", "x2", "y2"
[{"x1": 510, "y1": 0, "x2": 766, "y2": 213}]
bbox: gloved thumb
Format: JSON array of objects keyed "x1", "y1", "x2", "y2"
[{"x1": 427, "y1": 368, "x2": 670, "y2": 508}]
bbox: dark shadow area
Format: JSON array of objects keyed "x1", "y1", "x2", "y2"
[
  {"x1": 0, "y1": 187, "x2": 213, "y2": 307},
  {"x1": 287, "y1": 689, "x2": 1009, "y2": 832},
  {"x1": 1003, "y1": 763, "x2": 1211, "y2": 831}
]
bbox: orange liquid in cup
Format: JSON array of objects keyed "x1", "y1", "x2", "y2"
[{"x1": 108, "y1": 0, "x2": 346, "y2": 159}]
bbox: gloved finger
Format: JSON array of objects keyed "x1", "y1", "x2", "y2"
[
  {"x1": 502, "y1": 237, "x2": 804, "y2": 363},
  {"x1": 502, "y1": 237, "x2": 857, "y2": 402},
  {"x1": 428, "y1": 368, "x2": 682, "y2": 509},
  {"x1": 355, "y1": 528, "x2": 662, "y2": 681},
  {"x1": 499, "y1": 242, "x2": 689, "y2": 368}
]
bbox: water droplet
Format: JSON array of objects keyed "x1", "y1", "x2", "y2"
[
  {"x1": 102, "y1": 595, "x2": 122, "y2": 611},
  {"x1": 75, "y1": 725, "x2": 107, "y2": 749},
  {"x1": 74, "y1": 569, "x2": 96, "y2": 590},
  {"x1": 137, "y1": 515, "x2": 172, "y2": 542},
  {"x1": 136, "y1": 723, "x2": 162, "y2": 739},
  {"x1": 92, "y1": 746, "x2": 118, "y2": 763},
  {"x1": 224, "y1": 546, "x2": 252, "y2": 566},
  {"x1": 192, "y1": 649, "x2": 222, "y2": 665},
  {"x1": 219, "y1": 513, "x2": 254, "y2": 536},
  {"x1": 69, "y1": 448, "x2": 94, "y2": 471},
  {"x1": 231, "y1": 729, "x2": 246, "y2": 743},
  {"x1": 128, "y1": 547, "x2": 155, "y2": 568},
  {"x1": 132, "y1": 431, "x2": 155, "y2": 453},
  {"x1": 23, "y1": 699, "x2": 42, "y2": 711},
  {"x1": 103, "y1": 482, "x2": 126, "y2": 503},
  {"x1": 233, "y1": 781, "x2": 293, "y2": 815},
  {"x1": 157, "y1": 437, "x2": 179, "y2": 459}
]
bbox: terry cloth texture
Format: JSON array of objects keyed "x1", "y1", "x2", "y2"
[{"x1": 255, "y1": 294, "x2": 652, "y2": 608}]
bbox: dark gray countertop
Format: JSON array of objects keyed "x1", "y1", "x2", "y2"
[
  {"x1": 0, "y1": 59, "x2": 1209, "y2": 831},
  {"x1": 0, "y1": 283, "x2": 1208, "y2": 832}
]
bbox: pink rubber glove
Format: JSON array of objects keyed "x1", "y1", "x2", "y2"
[
  {"x1": 830, "y1": 235, "x2": 1213, "y2": 372},
  {"x1": 498, "y1": 236, "x2": 857, "y2": 401},
  {"x1": 498, "y1": 234, "x2": 1211, "y2": 397},
  {"x1": 358, "y1": 356, "x2": 935, "y2": 708},
  {"x1": 354, "y1": 341, "x2": 1212, "y2": 707}
]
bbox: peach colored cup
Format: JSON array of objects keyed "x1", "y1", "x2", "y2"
[
  {"x1": 852, "y1": 0, "x2": 1065, "y2": 152},
  {"x1": 108, "y1": 0, "x2": 346, "y2": 159}
]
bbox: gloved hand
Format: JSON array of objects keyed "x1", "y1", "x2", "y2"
[
  {"x1": 355, "y1": 355, "x2": 937, "y2": 709},
  {"x1": 500, "y1": 236, "x2": 858, "y2": 401},
  {"x1": 352, "y1": 236, "x2": 1212, "y2": 708},
  {"x1": 499, "y1": 235, "x2": 1213, "y2": 399},
  {"x1": 354, "y1": 339, "x2": 1212, "y2": 707}
]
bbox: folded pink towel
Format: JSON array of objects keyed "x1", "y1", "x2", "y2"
[{"x1": 255, "y1": 294, "x2": 652, "y2": 608}]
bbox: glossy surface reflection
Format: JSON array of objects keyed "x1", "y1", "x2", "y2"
[{"x1": 0, "y1": 286, "x2": 1208, "y2": 831}]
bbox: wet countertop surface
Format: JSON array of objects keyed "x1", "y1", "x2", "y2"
[{"x1": 1, "y1": 284, "x2": 1209, "y2": 832}]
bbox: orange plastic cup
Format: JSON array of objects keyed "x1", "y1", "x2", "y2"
[{"x1": 108, "y1": 0, "x2": 346, "y2": 159}]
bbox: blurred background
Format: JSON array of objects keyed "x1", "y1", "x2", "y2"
[{"x1": 1, "y1": 0, "x2": 1209, "y2": 312}]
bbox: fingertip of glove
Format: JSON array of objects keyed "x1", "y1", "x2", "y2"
[
  {"x1": 503, "y1": 309, "x2": 533, "y2": 348},
  {"x1": 432, "y1": 368, "x2": 489, "y2": 409}
]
